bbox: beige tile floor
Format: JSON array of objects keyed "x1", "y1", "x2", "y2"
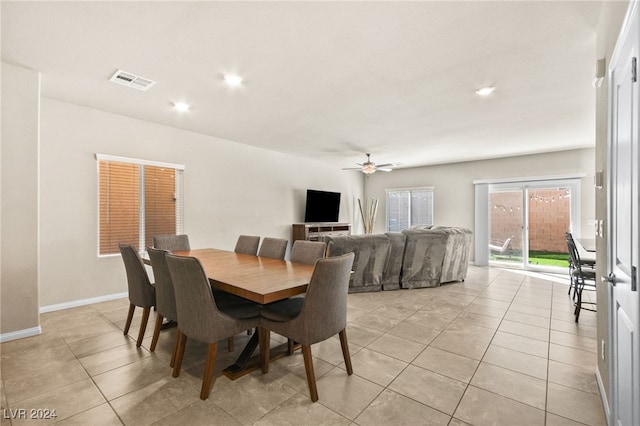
[{"x1": 1, "y1": 266, "x2": 603, "y2": 425}]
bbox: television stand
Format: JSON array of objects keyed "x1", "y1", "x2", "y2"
[{"x1": 292, "y1": 223, "x2": 351, "y2": 242}]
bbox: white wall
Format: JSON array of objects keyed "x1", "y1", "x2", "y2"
[
  {"x1": 39, "y1": 98, "x2": 363, "y2": 307},
  {"x1": 3, "y1": 81, "x2": 598, "y2": 327},
  {"x1": 363, "y1": 148, "x2": 596, "y2": 261},
  {"x1": 1, "y1": 63, "x2": 41, "y2": 335}
]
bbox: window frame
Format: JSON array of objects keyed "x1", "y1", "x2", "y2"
[
  {"x1": 96, "y1": 154, "x2": 185, "y2": 257},
  {"x1": 385, "y1": 186, "x2": 435, "y2": 232}
]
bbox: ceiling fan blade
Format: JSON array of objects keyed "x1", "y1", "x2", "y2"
[
  {"x1": 342, "y1": 167, "x2": 363, "y2": 170},
  {"x1": 377, "y1": 168, "x2": 393, "y2": 172},
  {"x1": 375, "y1": 163, "x2": 396, "y2": 168}
]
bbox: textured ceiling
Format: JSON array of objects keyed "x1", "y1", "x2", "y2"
[{"x1": 1, "y1": 1, "x2": 604, "y2": 171}]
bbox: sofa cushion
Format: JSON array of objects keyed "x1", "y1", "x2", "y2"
[
  {"x1": 382, "y1": 232, "x2": 405, "y2": 290},
  {"x1": 325, "y1": 234, "x2": 390, "y2": 293},
  {"x1": 324, "y1": 226, "x2": 472, "y2": 293},
  {"x1": 439, "y1": 227, "x2": 472, "y2": 283},
  {"x1": 401, "y1": 229, "x2": 448, "y2": 288}
]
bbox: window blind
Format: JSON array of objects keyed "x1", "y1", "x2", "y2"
[
  {"x1": 386, "y1": 187, "x2": 434, "y2": 232},
  {"x1": 143, "y1": 165, "x2": 178, "y2": 249},
  {"x1": 97, "y1": 155, "x2": 184, "y2": 256},
  {"x1": 99, "y1": 161, "x2": 140, "y2": 254}
]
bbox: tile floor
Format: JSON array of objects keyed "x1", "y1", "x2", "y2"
[{"x1": 1, "y1": 266, "x2": 603, "y2": 425}]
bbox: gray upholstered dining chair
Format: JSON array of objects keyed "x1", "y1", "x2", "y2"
[
  {"x1": 257, "y1": 237, "x2": 288, "y2": 260},
  {"x1": 286, "y1": 240, "x2": 328, "y2": 352},
  {"x1": 119, "y1": 244, "x2": 156, "y2": 347},
  {"x1": 147, "y1": 247, "x2": 178, "y2": 361},
  {"x1": 166, "y1": 254, "x2": 262, "y2": 400},
  {"x1": 149, "y1": 246, "x2": 246, "y2": 355},
  {"x1": 258, "y1": 252, "x2": 355, "y2": 402},
  {"x1": 153, "y1": 234, "x2": 191, "y2": 252},
  {"x1": 290, "y1": 240, "x2": 327, "y2": 265},
  {"x1": 234, "y1": 235, "x2": 260, "y2": 255}
]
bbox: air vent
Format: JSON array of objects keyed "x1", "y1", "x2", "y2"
[{"x1": 109, "y1": 69, "x2": 156, "y2": 91}]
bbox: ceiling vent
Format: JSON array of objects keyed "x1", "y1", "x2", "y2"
[{"x1": 109, "y1": 69, "x2": 156, "y2": 91}]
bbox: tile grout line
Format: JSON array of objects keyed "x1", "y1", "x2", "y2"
[
  {"x1": 448, "y1": 273, "x2": 586, "y2": 422},
  {"x1": 2, "y1": 269, "x2": 602, "y2": 426},
  {"x1": 440, "y1": 270, "x2": 523, "y2": 423},
  {"x1": 543, "y1": 281, "x2": 556, "y2": 425},
  {"x1": 37, "y1": 305, "x2": 128, "y2": 425},
  {"x1": 68, "y1": 305, "x2": 128, "y2": 425},
  {"x1": 341, "y1": 277, "x2": 499, "y2": 424}
]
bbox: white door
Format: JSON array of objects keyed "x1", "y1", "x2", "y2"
[{"x1": 609, "y1": 2, "x2": 640, "y2": 425}]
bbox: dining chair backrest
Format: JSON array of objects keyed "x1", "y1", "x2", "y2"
[
  {"x1": 566, "y1": 232, "x2": 593, "y2": 275},
  {"x1": 286, "y1": 252, "x2": 354, "y2": 345},
  {"x1": 565, "y1": 233, "x2": 597, "y2": 321},
  {"x1": 258, "y1": 237, "x2": 288, "y2": 260},
  {"x1": 153, "y1": 234, "x2": 191, "y2": 252},
  {"x1": 166, "y1": 254, "x2": 253, "y2": 343},
  {"x1": 147, "y1": 247, "x2": 177, "y2": 321},
  {"x1": 565, "y1": 233, "x2": 582, "y2": 271},
  {"x1": 290, "y1": 240, "x2": 326, "y2": 265},
  {"x1": 119, "y1": 244, "x2": 155, "y2": 308},
  {"x1": 234, "y1": 235, "x2": 260, "y2": 256}
]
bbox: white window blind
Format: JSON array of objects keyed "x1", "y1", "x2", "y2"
[
  {"x1": 97, "y1": 154, "x2": 184, "y2": 256},
  {"x1": 386, "y1": 187, "x2": 434, "y2": 232}
]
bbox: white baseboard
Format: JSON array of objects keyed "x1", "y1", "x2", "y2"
[
  {"x1": 1, "y1": 293, "x2": 128, "y2": 343},
  {"x1": 0, "y1": 326, "x2": 42, "y2": 343},
  {"x1": 39, "y1": 292, "x2": 128, "y2": 314},
  {"x1": 596, "y1": 365, "x2": 611, "y2": 425}
]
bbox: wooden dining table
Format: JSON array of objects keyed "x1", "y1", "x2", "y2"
[
  {"x1": 172, "y1": 248, "x2": 315, "y2": 379},
  {"x1": 173, "y1": 248, "x2": 314, "y2": 304}
]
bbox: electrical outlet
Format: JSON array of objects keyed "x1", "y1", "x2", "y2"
[{"x1": 601, "y1": 339, "x2": 606, "y2": 361}]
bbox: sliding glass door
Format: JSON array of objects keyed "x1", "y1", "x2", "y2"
[
  {"x1": 488, "y1": 188, "x2": 523, "y2": 266},
  {"x1": 526, "y1": 187, "x2": 573, "y2": 268},
  {"x1": 488, "y1": 179, "x2": 579, "y2": 271}
]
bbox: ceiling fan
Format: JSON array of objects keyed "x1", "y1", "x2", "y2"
[{"x1": 342, "y1": 153, "x2": 397, "y2": 174}]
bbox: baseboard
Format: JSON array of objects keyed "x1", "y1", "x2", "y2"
[
  {"x1": 596, "y1": 365, "x2": 611, "y2": 425},
  {"x1": 0, "y1": 326, "x2": 42, "y2": 343},
  {"x1": 1, "y1": 293, "x2": 128, "y2": 343},
  {"x1": 39, "y1": 292, "x2": 128, "y2": 314}
]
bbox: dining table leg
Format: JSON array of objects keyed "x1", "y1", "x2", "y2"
[
  {"x1": 222, "y1": 326, "x2": 298, "y2": 380},
  {"x1": 222, "y1": 328, "x2": 260, "y2": 378}
]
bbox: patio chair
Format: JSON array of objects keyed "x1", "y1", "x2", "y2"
[
  {"x1": 489, "y1": 235, "x2": 514, "y2": 255},
  {"x1": 565, "y1": 233, "x2": 596, "y2": 321}
]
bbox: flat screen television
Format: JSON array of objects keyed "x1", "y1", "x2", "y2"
[{"x1": 304, "y1": 189, "x2": 341, "y2": 223}]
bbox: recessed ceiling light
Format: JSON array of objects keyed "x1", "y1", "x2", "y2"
[
  {"x1": 475, "y1": 86, "x2": 496, "y2": 96},
  {"x1": 223, "y1": 74, "x2": 243, "y2": 87},
  {"x1": 173, "y1": 102, "x2": 190, "y2": 112}
]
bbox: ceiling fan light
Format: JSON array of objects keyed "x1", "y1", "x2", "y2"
[
  {"x1": 475, "y1": 86, "x2": 495, "y2": 96},
  {"x1": 173, "y1": 102, "x2": 190, "y2": 112},
  {"x1": 362, "y1": 164, "x2": 376, "y2": 174},
  {"x1": 223, "y1": 74, "x2": 243, "y2": 87}
]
